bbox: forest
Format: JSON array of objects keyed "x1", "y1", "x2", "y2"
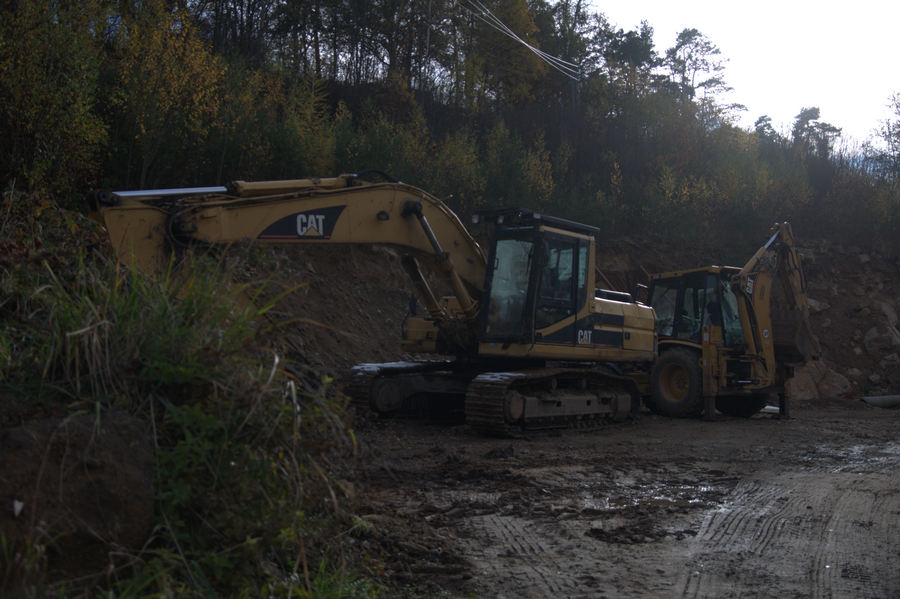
[{"x1": 2, "y1": 0, "x2": 898, "y2": 250}]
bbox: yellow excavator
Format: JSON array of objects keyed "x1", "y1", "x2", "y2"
[
  {"x1": 643, "y1": 222, "x2": 819, "y2": 419},
  {"x1": 88, "y1": 172, "x2": 657, "y2": 434}
]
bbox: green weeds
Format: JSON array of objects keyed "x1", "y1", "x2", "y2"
[{"x1": 1, "y1": 191, "x2": 378, "y2": 597}]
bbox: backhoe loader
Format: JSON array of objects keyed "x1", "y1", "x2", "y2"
[
  {"x1": 88, "y1": 173, "x2": 657, "y2": 435},
  {"x1": 643, "y1": 223, "x2": 819, "y2": 419}
]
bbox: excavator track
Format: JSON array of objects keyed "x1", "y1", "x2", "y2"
[
  {"x1": 465, "y1": 368, "x2": 638, "y2": 436},
  {"x1": 345, "y1": 360, "x2": 460, "y2": 416},
  {"x1": 348, "y1": 362, "x2": 639, "y2": 435}
]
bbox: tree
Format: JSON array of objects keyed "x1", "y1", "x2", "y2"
[
  {"x1": 191, "y1": 0, "x2": 276, "y2": 66},
  {"x1": 470, "y1": 0, "x2": 549, "y2": 106},
  {"x1": 664, "y1": 28, "x2": 728, "y2": 101},
  {"x1": 792, "y1": 107, "x2": 841, "y2": 160},
  {"x1": 874, "y1": 93, "x2": 900, "y2": 183},
  {"x1": 0, "y1": 0, "x2": 107, "y2": 196},
  {"x1": 111, "y1": 0, "x2": 225, "y2": 187}
]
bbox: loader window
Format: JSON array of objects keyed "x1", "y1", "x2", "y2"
[
  {"x1": 485, "y1": 238, "x2": 534, "y2": 337},
  {"x1": 650, "y1": 274, "x2": 705, "y2": 342},
  {"x1": 703, "y1": 275, "x2": 722, "y2": 327},
  {"x1": 721, "y1": 281, "x2": 746, "y2": 347}
]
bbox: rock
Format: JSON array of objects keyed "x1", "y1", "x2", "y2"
[
  {"x1": 869, "y1": 374, "x2": 882, "y2": 384},
  {"x1": 789, "y1": 361, "x2": 853, "y2": 400},
  {"x1": 0, "y1": 411, "x2": 154, "y2": 579},
  {"x1": 807, "y1": 298, "x2": 831, "y2": 313},
  {"x1": 859, "y1": 253, "x2": 871, "y2": 264},
  {"x1": 864, "y1": 326, "x2": 900, "y2": 355},
  {"x1": 881, "y1": 353, "x2": 900, "y2": 367},
  {"x1": 880, "y1": 301, "x2": 899, "y2": 328},
  {"x1": 846, "y1": 368, "x2": 863, "y2": 377}
]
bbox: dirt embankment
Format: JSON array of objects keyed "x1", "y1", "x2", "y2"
[{"x1": 277, "y1": 237, "x2": 900, "y2": 399}]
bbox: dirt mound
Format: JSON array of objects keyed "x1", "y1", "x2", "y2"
[
  {"x1": 259, "y1": 244, "x2": 416, "y2": 374},
  {"x1": 802, "y1": 242, "x2": 900, "y2": 395},
  {"x1": 0, "y1": 411, "x2": 154, "y2": 582}
]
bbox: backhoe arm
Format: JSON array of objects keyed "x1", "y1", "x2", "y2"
[
  {"x1": 734, "y1": 222, "x2": 820, "y2": 363},
  {"x1": 90, "y1": 174, "x2": 487, "y2": 323}
]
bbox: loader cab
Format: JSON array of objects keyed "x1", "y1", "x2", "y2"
[
  {"x1": 476, "y1": 210, "x2": 595, "y2": 345},
  {"x1": 649, "y1": 267, "x2": 746, "y2": 349}
]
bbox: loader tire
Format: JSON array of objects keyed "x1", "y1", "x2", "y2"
[{"x1": 649, "y1": 348, "x2": 703, "y2": 418}]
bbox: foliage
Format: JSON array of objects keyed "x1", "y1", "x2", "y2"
[
  {"x1": 3, "y1": 0, "x2": 897, "y2": 248},
  {"x1": 107, "y1": 0, "x2": 225, "y2": 188},
  {"x1": 0, "y1": 533, "x2": 47, "y2": 598},
  {"x1": 0, "y1": 0, "x2": 107, "y2": 199},
  {"x1": 0, "y1": 191, "x2": 372, "y2": 597}
]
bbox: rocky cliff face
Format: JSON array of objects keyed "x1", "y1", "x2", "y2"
[{"x1": 802, "y1": 242, "x2": 900, "y2": 398}]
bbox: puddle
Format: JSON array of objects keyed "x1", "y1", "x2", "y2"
[
  {"x1": 812, "y1": 441, "x2": 900, "y2": 472},
  {"x1": 580, "y1": 481, "x2": 720, "y2": 511}
]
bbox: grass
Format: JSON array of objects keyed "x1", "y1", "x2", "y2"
[{"x1": 0, "y1": 189, "x2": 380, "y2": 597}]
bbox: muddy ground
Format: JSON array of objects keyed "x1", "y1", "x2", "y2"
[{"x1": 353, "y1": 399, "x2": 900, "y2": 598}]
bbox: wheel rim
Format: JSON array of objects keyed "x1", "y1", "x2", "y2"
[{"x1": 659, "y1": 363, "x2": 690, "y2": 403}]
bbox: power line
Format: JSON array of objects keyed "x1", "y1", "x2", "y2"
[
  {"x1": 463, "y1": 0, "x2": 581, "y2": 79},
  {"x1": 457, "y1": 0, "x2": 581, "y2": 81}
]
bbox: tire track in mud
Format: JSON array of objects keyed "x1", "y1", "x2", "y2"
[
  {"x1": 357, "y1": 412, "x2": 900, "y2": 598},
  {"x1": 677, "y1": 444, "x2": 900, "y2": 599},
  {"x1": 463, "y1": 513, "x2": 574, "y2": 598}
]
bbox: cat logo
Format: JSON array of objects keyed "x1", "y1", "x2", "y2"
[
  {"x1": 258, "y1": 205, "x2": 345, "y2": 240},
  {"x1": 297, "y1": 213, "x2": 326, "y2": 237},
  {"x1": 577, "y1": 330, "x2": 593, "y2": 345}
]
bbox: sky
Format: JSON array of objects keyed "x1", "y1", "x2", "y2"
[{"x1": 590, "y1": 0, "x2": 899, "y2": 147}]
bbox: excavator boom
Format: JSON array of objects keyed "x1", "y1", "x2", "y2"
[{"x1": 91, "y1": 173, "x2": 486, "y2": 327}]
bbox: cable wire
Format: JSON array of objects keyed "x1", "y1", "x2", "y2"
[{"x1": 457, "y1": 0, "x2": 581, "y2": 80}]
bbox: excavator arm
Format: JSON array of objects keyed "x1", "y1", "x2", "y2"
[{"x1": 90, "y1": 173, "x2": 487, "y2": 329}]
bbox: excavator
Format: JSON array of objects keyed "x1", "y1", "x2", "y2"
[
  {"x1": 642, "y1": 222, "x2": 820, "y2": 419},
  {"x1": 88, "y1": 172, "x2": 658, "y2": 435}
]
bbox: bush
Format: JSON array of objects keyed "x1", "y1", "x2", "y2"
[{"x1": 0, "y1": 190, "x2": 373, "y2": 596}]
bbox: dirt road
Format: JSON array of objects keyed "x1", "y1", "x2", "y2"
[{"x1": 354, "y1": 399, "x2": 900, "y2": 598}]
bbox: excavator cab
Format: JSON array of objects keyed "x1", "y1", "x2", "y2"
[{"x1": 476, "y1": 209, "x2": 596, "y2": 349}]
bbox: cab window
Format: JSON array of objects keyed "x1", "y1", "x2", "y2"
[
  {"x1": 485, "y1": 238, "x2": 535, "y2": 337},
  {"x1": 535, "y1": 237, "x2": 577, "y2": 329}
]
